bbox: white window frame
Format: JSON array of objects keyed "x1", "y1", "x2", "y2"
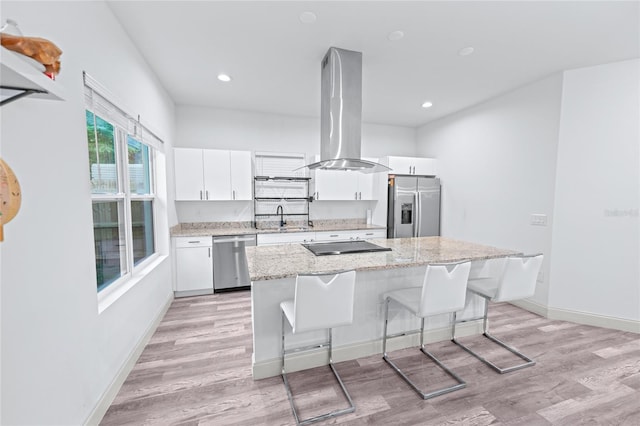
[{"x1": 84, "y1": 73, "x2": 162, "y2": 298}]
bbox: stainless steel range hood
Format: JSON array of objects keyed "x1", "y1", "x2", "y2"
[{"x1": 302, "y1": 47, "x2": 390, "y2": 174}]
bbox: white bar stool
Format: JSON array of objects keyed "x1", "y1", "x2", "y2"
[
  {"x1": 452, "y1": 254, "x2": 544, "y2": 374},
  {"x1": 382, "y1": 260, "x2": 471, "y2": 400},
  {"x1": 280, "y1": 270, "x2": 356, "y2": 425}
]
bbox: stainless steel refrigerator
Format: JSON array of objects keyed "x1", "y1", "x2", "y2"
[{"x1": 387, "y1": 176, "x2": 441, "y2": 238}]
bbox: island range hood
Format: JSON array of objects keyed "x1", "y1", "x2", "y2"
[{"x1": 301, "y1": 47, "x2": 390, "y2": 173}]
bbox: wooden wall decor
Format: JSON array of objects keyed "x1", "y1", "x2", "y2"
[{"x1": 0, "y1": 158, "x2": 21, "y2": 241}]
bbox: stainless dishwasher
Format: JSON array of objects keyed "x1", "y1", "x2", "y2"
[{"x1": 212, "y1": 234, "x2": 257, "y2": 292}]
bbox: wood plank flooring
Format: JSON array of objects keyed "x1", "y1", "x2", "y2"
[{"x1": 101, "y1": 291, "x2": 640, "y2": 425}]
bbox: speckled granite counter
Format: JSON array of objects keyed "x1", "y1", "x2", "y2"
[
  {"x1": 246, "y1": 236, "x2": 519, "y2": 281},
  {"x1": 171, "y1": 220, "x2": 386, "y2": 237}
]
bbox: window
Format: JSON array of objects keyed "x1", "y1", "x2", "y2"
[{"x1": 84, "y1": 73, "x2": 161, "y2": 292}]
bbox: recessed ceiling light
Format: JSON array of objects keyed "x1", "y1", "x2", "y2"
[
  {"x1": 458, "y1": 47, "x2": 475, "y2": 56},
  {"x1": 422, "y1": 101, "x2": 433, "y2": 108},
  {"x1": 299, "y1": 11, "x2": 317, "y2": 24},
  {"x1": 217, "y1": 74, "x2": 231, "y2": 82},
  {"x1": 387, "y1": 30, "x2": 405, "y2": 41}
]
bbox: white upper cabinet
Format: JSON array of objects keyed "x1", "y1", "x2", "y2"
[
  {"x1": 314, "y1": 169, "x2": 358, "y2": 200},
  {"x1": 229, "y1": 150, "x2": 253, "y2": 200},
  {"x1": 175, "y1": 148, "x2": 206, "y2": 200},
  {"x1": 203, "y1": 149, "x2": 232, "y2": 200},
  {"x1": 175, "y1": 148, "x2": 252, "y2": 201},
  {"x1": 312, "y1": 157, "x2": 378, "y2": 200},
  {"x1": 357, "y1": 158, "x2": 377, "y2": 200},
  {"x1": 385, "y1": 156, "x2": 438, "y2": 176}
]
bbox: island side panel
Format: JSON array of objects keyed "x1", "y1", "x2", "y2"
[{"x1": 251, "y1": 264, "x2": 489, "y2": 379}]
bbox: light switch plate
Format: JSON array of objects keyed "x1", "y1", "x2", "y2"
[{"x1": 530, "y1": 214, "x2": 547, "y2": 226}]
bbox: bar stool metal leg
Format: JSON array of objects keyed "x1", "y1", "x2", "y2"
[
  {"x1": 281, "y1": 312, "x2": 355, "y2": 426},
  {"x1": 452, "y1": 297, "x2": 535, "y2": 374},
  {"x1": 382, "y1": 297, "x2": 466, "y2": 400}
]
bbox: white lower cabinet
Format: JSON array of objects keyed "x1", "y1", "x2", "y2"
[
  {"x1": 356, "y1": 229, "x2": 387, "y2": 240},
  {"x1": 256, "y1": 228, "x2": 386, "y2": 246},
  {"x1": 175, "y1": 237, "x2": 213, "y2": 297},
  {"x1": 314, "y1": 229, "x2": 386, "y2": 242},
  {"x1": 257, "y1": 232, "x2": 316, "y2": 245}
]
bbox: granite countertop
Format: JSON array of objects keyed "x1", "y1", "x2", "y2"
[
  {"x1": 171, "y1": 221, "x2": 386, "y2": 237},
  {"x1": 246, "y1": 236, "x2": 521, "y2": 281}
]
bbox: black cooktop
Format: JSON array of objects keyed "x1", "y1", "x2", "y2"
[{"x1": 302, "y1": 240, "x2": 392, "y2": 256}]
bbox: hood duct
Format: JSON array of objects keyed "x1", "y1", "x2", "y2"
[{"x1": 302, "y1": 47, "x2": 390, "y2": 173}]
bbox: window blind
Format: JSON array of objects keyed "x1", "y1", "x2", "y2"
[
  {"x1": 83, "y1": 72, "x2": 164, "y2": 151},
  {"x1": 254, "y1": 151, "x2": 307, "y2": 177}
]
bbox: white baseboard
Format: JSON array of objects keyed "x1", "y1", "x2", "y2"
[
  {"x1": 252, "y1": 320, "x2": 484, "y2": 380},
  {"x1": 174, "y1": 288, "x2": 213, "y2": 298},
  {"x1": 547, "y1": 306, "x2": 640, "y2": 333},
  {"x1": 510, "y1": 299, "x2": 549, "y2": 317},
  {"x1": 511, "y1": 299, "x2": 639, "y2": 334},
  {"x1": 84, "y1": 294, "x2": 173, "y2": 426}
]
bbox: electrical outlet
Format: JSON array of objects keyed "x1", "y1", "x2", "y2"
[
  {"x1": 530, "y1": 214, "x2": 547, "y2": 226},
  {"x1": 537, "y1": 269, "x2": 544, "y2": 282}
]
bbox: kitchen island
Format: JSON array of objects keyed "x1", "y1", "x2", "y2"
[{"x1": 247, "y1": 236, "x2": 520, "y2": 379}]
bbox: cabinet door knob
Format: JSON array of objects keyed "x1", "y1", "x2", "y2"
[
  {"x1": 200, "y1": 190, "x2": 203, "y2": 200},
  {"x1": 206, "y1": 190, "x2": 209, "y2": 200}
]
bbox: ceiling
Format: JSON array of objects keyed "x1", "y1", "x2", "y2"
[{"x1": 107, "y1": 1, "x2": 639, "y2": 128}]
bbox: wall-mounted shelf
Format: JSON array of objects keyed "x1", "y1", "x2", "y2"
[
  {"x1": 0, "y1": 46, "x2": 65, "y2": 106},
  {"x1": 253, "y1": 176, "x2": 311, "y2": 228}
]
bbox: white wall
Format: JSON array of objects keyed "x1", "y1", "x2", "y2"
[
  {"x1": 0, "y1": 2, "x2": 175, "y2": 424},
  {"x1": 174, "y1": 105, "x2": 416, "y2": 223},
  {"x1": 417, "y1": 59, "x2": 640, "y2": 327},
  {"x1": 550, "y1": 60, "x2": 639, "y2": 322},
  {"x1": 416, "y1": 74, "x2": 564, "y2": 306}
]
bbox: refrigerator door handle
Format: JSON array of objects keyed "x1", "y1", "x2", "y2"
[{"x1": 415, "y1": 191, "x2": 421, "y2": 237}]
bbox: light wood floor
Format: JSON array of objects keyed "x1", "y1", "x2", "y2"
[{"x1": 101, "y1": 291, "x2": 640, "y2": 425}]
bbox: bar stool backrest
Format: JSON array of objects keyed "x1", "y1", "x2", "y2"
[
  {"x1": 494, "y1": 255, "x2": 544, "y2": 302},
  {"x1": 293, "y1": 270, "x2": 356, "y2": 333},
  {"x1": 419, "y1": 261, "x2": 471, "y2": 317}
]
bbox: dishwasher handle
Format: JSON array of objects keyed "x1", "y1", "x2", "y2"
[{"x1": 213, "y1": 236, "x2": 256, "y2": 244}]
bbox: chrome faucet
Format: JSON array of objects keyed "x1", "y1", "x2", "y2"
[{"x1": 276, "y1": 205, "x2": 286, "y2": 227}]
